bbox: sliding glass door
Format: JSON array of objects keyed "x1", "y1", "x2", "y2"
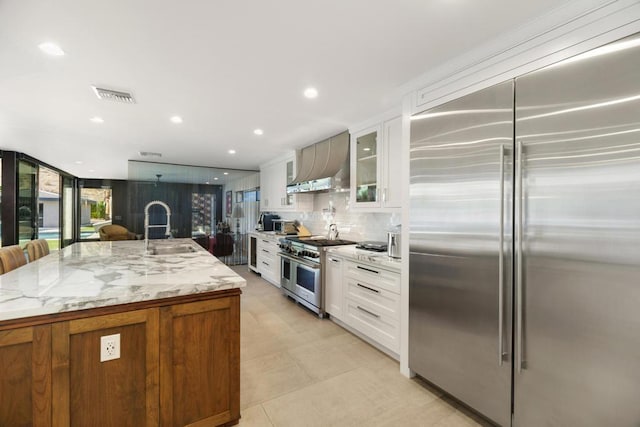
[
  {"x1": 17, "y1": 160, "x2": 38, "y2": 246},
  {"x1": 61, "y1": 175, "x2": 76, "y2": 247}
]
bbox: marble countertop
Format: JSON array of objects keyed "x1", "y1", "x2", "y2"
[
  {"x1": 326, "y1": 245, "x2": 402, "y2": 272},
  {"x1": 0, "y1": 239, "x2": 246, "y2": 322}
]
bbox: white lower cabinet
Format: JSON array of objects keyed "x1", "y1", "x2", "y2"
[
  {"x1": 253, "y1": 234, "x2": 281, "y2": 286},
  {"x1": 341, "y1": 260, "x2": 401, "y2": 355},
  {"x1": 325, "y1": 255, "x2": 344, "y2": 320}
]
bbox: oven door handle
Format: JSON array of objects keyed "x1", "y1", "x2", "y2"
[{"x1": 277, "y1": 253, "x2": 320, "y2": 269}]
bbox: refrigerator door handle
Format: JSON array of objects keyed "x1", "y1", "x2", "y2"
[
  {"x1": 498, "y1": 144, "x2": 505, "y2": 366},
  {"x1": 516, "y1": 140, "x2": 525, "y2": 372}
]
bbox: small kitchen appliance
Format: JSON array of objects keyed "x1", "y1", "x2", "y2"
[
  {"x1": 387, "y1": 228, "x2": 401, "y2": 259},
  {"x1": 259, "y1": 214, "x2": 280, "y2": 232},
  {"x1": 273, "y1": 219, "x2": 296, "y2": 235}
]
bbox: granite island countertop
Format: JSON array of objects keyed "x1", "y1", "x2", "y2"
[{"x1": 0, "y1": 238, "x2": 246, "y2": 322}]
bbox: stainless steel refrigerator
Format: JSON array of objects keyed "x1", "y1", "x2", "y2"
[{"x1": 409, "y1": 32, "x2": 640, "y2": 427}]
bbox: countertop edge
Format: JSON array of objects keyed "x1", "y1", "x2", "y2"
[
  {"x1": 326, "y1": 246, "x2": 402, "y2": 272},
  {"x1": 0, "y1": 287, "x2": 242, "y2": 331}
]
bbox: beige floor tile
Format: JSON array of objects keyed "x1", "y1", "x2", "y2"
[
  {"x1": 231, "y1": 266, "x2": 486, "y2": 427},
  {"x1": 241, "y1": 351, "x2": 314, "y2": 409},
  {"x1": 238, "y1": 404, "x2": 274, "y2": 427},
  {"x1": 262, "y1": 367, "x2": 412, "y2": 427},
  {"x1": 367, "y1": 399, "x2": 458, "y2": 427},
  {"x1": 287, "y1": 338, "x2": 360, "y2": 381}
]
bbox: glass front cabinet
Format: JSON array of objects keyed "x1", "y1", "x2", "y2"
[{"x1": 350, "y1": 116, "x2": 402, "y2": 210}]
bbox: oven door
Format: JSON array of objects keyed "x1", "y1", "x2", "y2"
[
  {"x1": 294, "y1": 259, "x2": 321, "y2": 308},
  {"x1": 279, "y1": 253, "x2": 295, "y2": 293}
]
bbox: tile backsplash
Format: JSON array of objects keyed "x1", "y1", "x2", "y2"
[{"x1": 274, "y1": 192, "x2": 401, "y2": 243}]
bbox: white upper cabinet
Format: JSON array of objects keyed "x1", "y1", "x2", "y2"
[
  {"x1": 350, "y1": 116, "x2": 402, "y2": 210},
  {"x1": 260, "y1": 155, "x2": 312, "y2": 212}
]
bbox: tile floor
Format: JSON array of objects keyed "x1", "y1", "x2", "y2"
[{"x1": 233, "y1": 266, "x2": 492, "y2": 427}]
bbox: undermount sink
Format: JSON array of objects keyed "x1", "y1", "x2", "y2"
[{"x1": 148, "y1": 244, "x2": 197, "y2": 255}]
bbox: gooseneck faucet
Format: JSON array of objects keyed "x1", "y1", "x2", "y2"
[{"x1": 144, "y1": 200, "x2": 172, "y2": 252}]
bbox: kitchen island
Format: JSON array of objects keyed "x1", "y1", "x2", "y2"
[{"x1": 0, "y1": 238, "x2": 245, "y2": 427}]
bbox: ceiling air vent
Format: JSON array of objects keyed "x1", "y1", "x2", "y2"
[
  {"x1": 139, "y1": 151, "x2": 162, "y2": 158},
  {"x1": 92, "y1": 86, "x2": 136, "y2": 103}
]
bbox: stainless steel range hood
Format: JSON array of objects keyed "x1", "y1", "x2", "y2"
[{"x1": 286, "y1": 131, "x2": 350, "y2": 194}]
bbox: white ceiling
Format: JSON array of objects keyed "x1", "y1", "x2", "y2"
[{"x1": 0, "y1": 0, "x2": 571, "y2": 180}]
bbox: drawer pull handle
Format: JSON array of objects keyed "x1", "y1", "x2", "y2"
[
  {"x1": 329, "y1": 258, "x2": 340, "y2": 263},
  {"x1": 262, "y1": 262, "x2": 269, "y2": 266},
  {"x1": 357, "y1": 283, "x2": 379, "y2": 293},
  {"x1": 262, "y1": 240, "x2": 270, "y2": 243},
  {"x1": 357, "y1": 306, "x2": 380, "y2": 318},
  {"x1": 357, "y1": 266, "x2": 379, "y2": 274},
  {"x1": 262, "y1": 249, "x2": 269, "y2": 253}
]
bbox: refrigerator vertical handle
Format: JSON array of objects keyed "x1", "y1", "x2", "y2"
[
  {"x1": 498, "y1": 144, "x2": 505, "y2": 366},
  {"x1": 516, "y1": 140, "x2": 525, "y2": 373}
]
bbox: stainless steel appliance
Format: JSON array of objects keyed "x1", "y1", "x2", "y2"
[
  {"x1": 260, "y1": 214, "x2": 280, "y2": 232},
  {"x1": 278, "y1": 236, "x2": 355, "y2": 317},
  {"x1": 409, "y1": 33, "x2": 640, "y2": 427},
  {"x1": 387, "y1": 229, "x2": 401, "y2": 259},
  {"x1": 273, "y1": 219, "x2": 296, "y2": 235},
  {"x1": 287, "y1": 131, "x2": 350, "y2": 194},
  {"x1": 410, "y1": 80, "x2": 514, "y2": 426}
]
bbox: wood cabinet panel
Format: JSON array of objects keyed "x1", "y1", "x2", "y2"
[
  {"x1": 160, "y1": 297, "x2": 240, "y2": 427},
  {"x1": 52, "y1": 309, "x2": 159, "y2": 427},
  {"x1": 0, "y1": 325, "x2": 51, "y2": 427},
  {"x1": 1, "y1": 290, "x2": 240, "y2": 427}
]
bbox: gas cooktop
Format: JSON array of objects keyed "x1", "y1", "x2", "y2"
[{"x1": 284, "y1": 236, "x2": 356, "y2": 247}]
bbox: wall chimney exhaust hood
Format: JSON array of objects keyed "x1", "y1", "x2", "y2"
[{"x1": 287, "y1": 131, "x2": 350, "y2": 194}]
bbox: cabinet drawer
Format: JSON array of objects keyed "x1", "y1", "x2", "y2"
[
  {"x1": 345, "y1": 279, "x2": 399, "y2": 318},
  {"x1": 258, "y1": 248, "x2": 276, "y2": 262},
  {"x1": 257, "y1": 238, "x2": 277, "y2": 251},
  {"x1": 344, "y1": 261, "x2": 400, "y2": 294},
  {"x1": 344, "y1": 297, "x2": 399, "y2": 353}
]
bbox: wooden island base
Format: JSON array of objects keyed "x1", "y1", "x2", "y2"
[{"x1": 0, "y1": 289, "x2": 241, "y2": 427}]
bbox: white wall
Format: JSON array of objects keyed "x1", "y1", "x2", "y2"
[{"x1": 273, "y1": 192, "x2": 400, "y2": 243}]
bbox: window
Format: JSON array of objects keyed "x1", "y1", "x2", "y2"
[
  {"x1": 79, "y1": 187, "x2": 112, "y2": 240},
  {"x1": 38, "y1": 166, "x2": 60, "y2": 249}
]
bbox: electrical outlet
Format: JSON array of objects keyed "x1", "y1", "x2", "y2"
[{"x1": 100, "y1": 333, "x2": 121, "y2": 362}]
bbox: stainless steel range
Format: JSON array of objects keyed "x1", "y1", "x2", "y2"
[{"x1": 278, "y1": 237, "x2": 355, "y2": 317}]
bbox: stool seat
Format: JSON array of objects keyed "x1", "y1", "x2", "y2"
[
  {"x1": 26, "y1": 239, "x2": 50, "y2": 261},
  {"x1": 0, "y1": 245, "x2": 27, "y2": 274}
]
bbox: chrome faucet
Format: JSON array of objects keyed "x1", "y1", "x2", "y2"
[{"x1": 144, "y1": 200, "x2": 172, "y2": 252}]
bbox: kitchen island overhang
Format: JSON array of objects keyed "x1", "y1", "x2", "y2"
[
  {"x1": 0, "y1": 238, "x2": 244, "y2": 427},
  {"x1": 0, "y1": 238, "x2": 245, "y2": 326}
]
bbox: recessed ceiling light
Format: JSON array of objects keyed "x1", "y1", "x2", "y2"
[
  {"x1": 253, "y1": 128, "x2": 264, "y2": 135},
  {"x1": 304, "y1": 87, "x2": 318, "y2": 99},
  {"x1": 38, "y1": 42, "x2": 65, "y2": 56},
  {"x1": 170, "y1": 116, "x2": 183, "y2": 124},
  {"x1": 205, "y1": 181, "x2": 210, "y2": 185},
  {"x1": 74, "y1": 160, "x2": 83, "y2": 165},
  {"x1": 223, "y1": 172, "x2": 229, "y2": 175},
  {"x1": 90, "y1": 116, "x2": 104, "y2": 123},
  {"x1": 214, "y1": 177, "x2": 219, "y2": 180},
  {"x1": 228, "y1": 149, "x2": 236, "y2": 154},
  {"x1": 363, "y1": 147, "x2": 371, "y2": 152}
]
